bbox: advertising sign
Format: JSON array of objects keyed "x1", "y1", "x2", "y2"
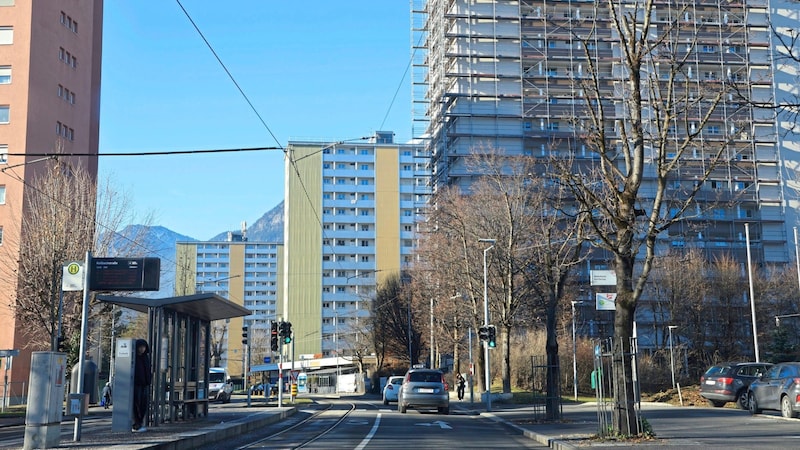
[{"x1": 596, "y1": 292, "x2": 617, "y2": 311}]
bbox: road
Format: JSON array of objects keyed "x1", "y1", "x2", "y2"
[{"x1": 198, "y1": 397, "x2": 546, "y2": 449}]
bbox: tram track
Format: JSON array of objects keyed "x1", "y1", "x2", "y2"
[{"x1": 236, "y1": 400, "x2": 357, "y2": 450}]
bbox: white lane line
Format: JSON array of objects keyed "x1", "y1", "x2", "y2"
[{"x1": 355, "y1": 413, "x2": 381, "y2": 450}]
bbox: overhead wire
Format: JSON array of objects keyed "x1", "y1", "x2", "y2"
[
  {"x1": 2, "y1": 146, "x2": 283, "y2": 159},
  {"x1": 175, "y1": 0, "x2": 284, "y2": 151}
]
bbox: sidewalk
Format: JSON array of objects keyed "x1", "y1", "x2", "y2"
[
  {"x1": 2, "y1": 401, "x2": 297, "y2": 450},
  {"x1": 447, "y1": 392, "x2": 683, "y2": 449}
]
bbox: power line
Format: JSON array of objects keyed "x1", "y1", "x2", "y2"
[
  {"x1": 2, "y1": 146, "x2": 283, "y2": 159},
  {"x1": 175, "y1": 0, "x2": 284, "y2": 151}
]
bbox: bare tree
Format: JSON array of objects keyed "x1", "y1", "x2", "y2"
[
  {"x1": 8, "y1": 159, "x2": 97, "y2": 358},
  {"x1": 370, "y1": 273, "x2": 421, "y2": 366},
  {"x1": 550, "y1": 0, "x2": 738, "y2": 434}
]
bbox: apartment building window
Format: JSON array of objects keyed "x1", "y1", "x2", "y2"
[
  {"x1": 360, "y1": 224, "x2": 369, "y2": 231},
  {"x1": 0, "y1": 66, "x2": 9, "y2": 84},
  {"x1": 0, "y1": 185, "x2": 5, "y2": 204},
  {"x1": 0, "y1": 106, "x2": 8, "y2": 123},
  {"x1": 0, "y1": 27, "x2": 12, "y2": 45},
  {"x1": 701, "y1": 45, "x2": 717, "y2": 53},
  {"x1": 56, "y1": 121, "x2": 74, "y2": 140},
  {"x1": 0, "y1": 0, "x2": 15, "y2": 6},
  {"x1": 60, "y1": 11, "x2": 78, "y2": 33},
  {"x1": 58, "y1": 47, "x2": 77, "y2": 68},
  {"x1": 58, "y1": 84, "x2": 76, "y2": 104}
]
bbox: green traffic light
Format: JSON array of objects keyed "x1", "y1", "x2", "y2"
[{"x1": 284, "y1": 336, "x2": 292, "y2": 344}]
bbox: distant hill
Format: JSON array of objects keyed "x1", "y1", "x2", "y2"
[
  {"x1": 109, "y1": 202, "x2": 284, "y2": 297},
  {"x1": 209, "y1": 201, "x2": 284, "y2": 243}
]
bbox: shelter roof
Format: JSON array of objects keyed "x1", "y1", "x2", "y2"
[{"x1": 96, "y1": 293, "x2": 250, "y2": 322}]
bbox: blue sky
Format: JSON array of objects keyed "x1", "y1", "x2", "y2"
[{"x1": 99, "y1": 1, "x2": 413, "y2": 240}]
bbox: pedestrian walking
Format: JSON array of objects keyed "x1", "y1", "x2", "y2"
[
  {"x1": 101, "y1": 382, "x2": 112, "y2": 409},
  {"x1": 456, "y1": 373, "x2": 466, "y2": 401}
]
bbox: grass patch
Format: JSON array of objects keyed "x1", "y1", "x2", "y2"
[{"x1": 0, "y1": 405, "x2": 26, "y2": 417}]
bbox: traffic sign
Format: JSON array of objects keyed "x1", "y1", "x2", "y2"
[{"x1": 264, "y1": 356, "x2": 271, "y2": 363}]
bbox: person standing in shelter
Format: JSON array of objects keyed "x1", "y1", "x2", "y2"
[{"x1": 132, "y1": 339, "x2": 152, "y2": 432}]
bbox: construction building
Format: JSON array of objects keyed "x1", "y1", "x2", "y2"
[
  {"x1": 413, "y1": 0, "x2": 800, "y2": 345},
  {"x1": 414, "y1": 0, "x2": 798, "y2": 263},
  {"x1": 283, "y1": 132, "x2": 429, "y2": 358},
  {"x1": 0, "y1": 1, "x2": 103, "y2": 403}
]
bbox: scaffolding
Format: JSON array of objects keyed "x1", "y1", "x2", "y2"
[{"x1": 417, "y1": 0, "x2": 790, "y2": 262}]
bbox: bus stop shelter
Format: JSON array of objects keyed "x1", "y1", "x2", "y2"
[{"x1": 97, "y1": 293, "x2": 250, "y2": 425}]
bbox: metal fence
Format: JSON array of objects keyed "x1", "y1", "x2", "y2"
[
  {"x1": 1, "y1": 381, "x2": 27, "y2": 410},
  {"x1": 528, "y1": 355, "x2": 561, "y2": 420},
  {"x1": 593, "y1": 337, "x2": 643, "y2": 437}
]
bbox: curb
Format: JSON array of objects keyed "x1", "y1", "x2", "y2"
[
  {"x1": 141, "y1": 407, "x2": 297, "y2": 450},
  {"x1": 480, "y1": 411, "x2": 592, "y2": 450}
]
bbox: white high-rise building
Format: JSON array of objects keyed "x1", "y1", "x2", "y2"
[{"x1": 176, "y1": 234, "x2": 281, "y2": 377}]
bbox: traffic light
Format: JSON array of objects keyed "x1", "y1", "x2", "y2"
[
  {"x1": 478, "y1": 326, "x2": 489, "y2": 341},
  {"x1": 242, "y1": 325, "x2": 248, "y2": 345},
  {"x1": 487, "y1": 325, "x2": 497, "y2": 348},
  {"x1": 57, "y1": 335, "x2": 67, "y2": 352},
  {"x1": 270, "y1": 321, "x2": 279, "y2": 351},
  {"x1": 280, "y1": 321, "x2": 292, "y2": 344}
]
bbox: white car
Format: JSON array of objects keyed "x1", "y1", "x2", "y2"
[
  {"x1": 382, "y1": 376, "x2": 404, "y2": 405},
  {"x1": 208, "y1": 367, "x2": 233, "y2": 403}
]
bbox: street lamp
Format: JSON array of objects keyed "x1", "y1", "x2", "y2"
[
  {"x1": 571, "y1": 300, "x2": 584, "y2": 401},
  {"x1": 478, "y1": 238, "x2": 495, "y2": 412},
  {"x1": 668, "y1": 325, "x2": 678, "y2": 389}
]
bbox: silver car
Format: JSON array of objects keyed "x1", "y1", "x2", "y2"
[
  {"x1": 748, "y1": 362, "x2": 800, "y2": 418},
  {"x1": 398, "y1": 368, "x2": 449, "y2": 414}
]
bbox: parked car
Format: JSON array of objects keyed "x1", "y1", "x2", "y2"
[
  {"x1": 397, "y1": 368, "x2": 449, "y2": 414},
  {"x1": 383, "y1": 376, "x2": 404, "y2": 405},
  {"x1": 748, "y1": 362, "x2": 800, "y2": 418},
  {"x1": 699, "y1": 362, "x2": 772, "y2": 409}
]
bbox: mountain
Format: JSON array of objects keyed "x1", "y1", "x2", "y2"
[
  {"x1": 209, "y1": 201, "x2": 284, "y2": 243},
  {"x1": 109, "y1": 202, "x2": 284, "y2": 297}
]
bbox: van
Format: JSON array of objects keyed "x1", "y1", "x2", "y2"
[{"x1": 208, "y1": 367, "x2": 233, "y2": 403}]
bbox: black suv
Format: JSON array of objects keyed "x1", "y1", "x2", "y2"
[{"x1": 700, "y1": 362, "x2": 772, "y2": 409}]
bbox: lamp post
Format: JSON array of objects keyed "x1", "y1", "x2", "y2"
[
  {"x1": 668, "y1": 325, "x2": 678, "y2": 389},
  {"x1": 430, "y1": 297, "x2": 435, "y2": 369},
  {"x1": 571, "y1": 300, "x2": 584, "y2": 401},
  {"x1": 479, "y1": 238, "x2": 495, "y2": 412}
]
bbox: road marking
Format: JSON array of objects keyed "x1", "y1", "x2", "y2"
[
  {"x1": 416, "y1": 420, "x2": 452, "y2": 429},
  {"x1": 349, "y1": 420, "x2": 369, "y2": 425},
  {"x1": 355, "y1": 413, "x2": 381, "y2": 450}
]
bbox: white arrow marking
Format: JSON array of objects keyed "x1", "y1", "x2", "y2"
[{"x1": 416, "y1": 421, "x2": 452, "y2": 429}]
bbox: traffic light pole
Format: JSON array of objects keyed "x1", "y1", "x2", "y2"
[{"x1": 480, "y1": 239, "x2": 495, "y2": 412}]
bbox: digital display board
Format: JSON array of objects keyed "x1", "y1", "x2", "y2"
[{"x1": 89, "y1": 257, "x2": 160, "y2": 291}]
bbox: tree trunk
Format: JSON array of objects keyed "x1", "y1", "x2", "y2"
[
  {"x1": 612, "y1": 285, "x2": 637, "y2": 436},
  {"x1": 545, "y1": 298, "x2": 561, "y2": 419},
  {"x1": 502, "y1": 325, "x2": 511, "y2": 393}
]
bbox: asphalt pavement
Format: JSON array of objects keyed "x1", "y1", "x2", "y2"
[{"x1": 1, "y1": 393, "x2": 793, "y2": 449}]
